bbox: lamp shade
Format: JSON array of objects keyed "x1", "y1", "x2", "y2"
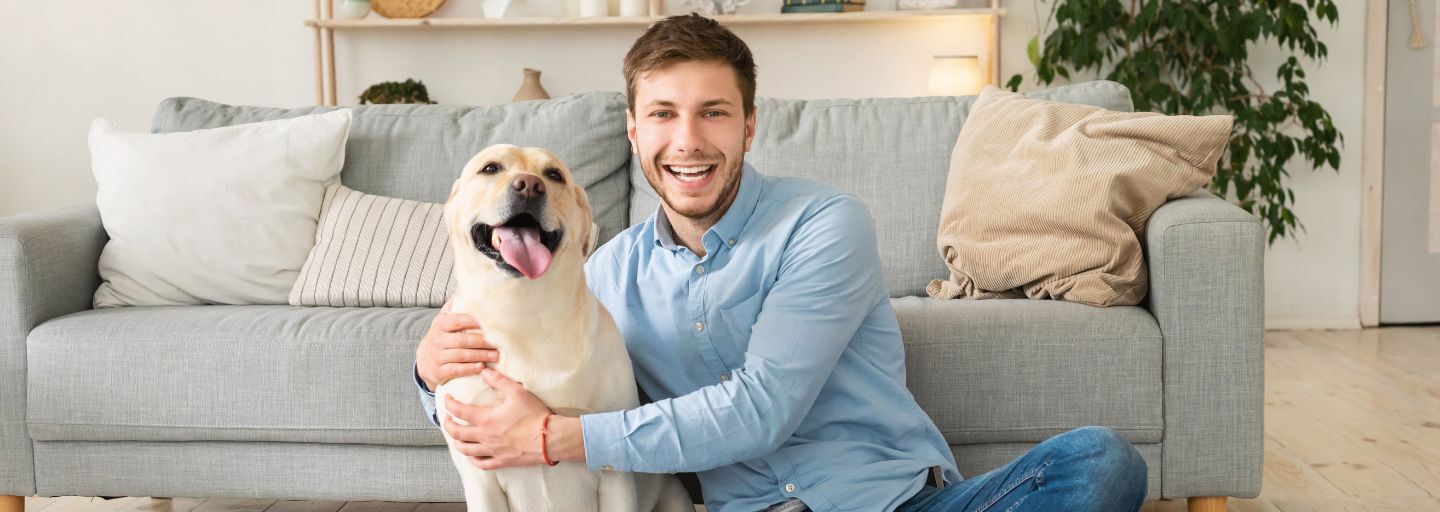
[{"x1": 927, "y1": 55, "x2": 985, "y2": 96}]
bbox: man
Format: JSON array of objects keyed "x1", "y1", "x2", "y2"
[{"x1": 414, "y1": 14, "x2": 1148, "y2": 512}]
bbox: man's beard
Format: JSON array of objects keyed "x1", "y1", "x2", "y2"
[{"x1": 642, "y1": 152, "x2": 745, "y2": 222}]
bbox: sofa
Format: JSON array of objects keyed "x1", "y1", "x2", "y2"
[{"x1": 0, "y1": 80, "x2": 1262, "y2": 508}]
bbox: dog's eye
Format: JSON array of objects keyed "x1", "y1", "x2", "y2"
[
  {"x1": 543, "y1": 168, "x2": 565, "y2": 183},
  {"x1": 480, "y1": 163, "x2": 500, "y2": 175}
]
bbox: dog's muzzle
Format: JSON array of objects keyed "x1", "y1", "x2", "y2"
[{"x1": 471, "y1": 206, "x2": 563, "y2": 280}]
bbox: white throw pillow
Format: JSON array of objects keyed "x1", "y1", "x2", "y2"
[{"x1": 88, "y1": 109, "x2": 353, "y2": 308}]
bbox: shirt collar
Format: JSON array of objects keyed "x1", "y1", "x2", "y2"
[{"x1": 652, "y1": 162, "x2": 763, "y2": 252}]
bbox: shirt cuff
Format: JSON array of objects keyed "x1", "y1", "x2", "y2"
[
  {"x1": 414, "y1": 363, "x2": 439, "y2": 428},
  {"x1": 581, "y1": 410, "x2": 629, "y2": 472},
  {"x1": 414, "y1": 363, "x2": 436, "y2": 397}
]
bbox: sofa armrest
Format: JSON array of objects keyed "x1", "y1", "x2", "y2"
[
  {"x1": 0, "y1": 203, "x2": 107, "y2": 495},
  {"x1": 1143, "y1": 190, "x2": 1264, "y2": 500}
]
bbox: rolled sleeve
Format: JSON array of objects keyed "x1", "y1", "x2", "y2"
[{"x1": 581, "y1": 410, "x2": 631, "y2": 471}]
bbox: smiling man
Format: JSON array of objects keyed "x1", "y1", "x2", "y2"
[{"x1": 413, "y1": 13, "x2": 1148, "y2": 512}]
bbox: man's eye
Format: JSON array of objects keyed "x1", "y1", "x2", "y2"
[
  {"x1": 704, "y1": 110, "x2": 726, "y2": 117},
  {"x1": 651, "y1": 111, "x2": 672, "y2": 119},
  {"x1": 480, "y1": 163, "x2": 500, "y2": 174}
]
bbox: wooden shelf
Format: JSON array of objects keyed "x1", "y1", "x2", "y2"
[
  {"x1": 307, "y1": 0, "x2": 1003, "y2": 105},
  {"x1": 304, "y1": 8, "x2": 1004, "y2": 29}
]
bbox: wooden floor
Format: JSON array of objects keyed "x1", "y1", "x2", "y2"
[{"x1": 20, "y1": 327, "x2": 1440, "y2": 512}]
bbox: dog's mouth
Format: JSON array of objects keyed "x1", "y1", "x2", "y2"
[{"x1": 471, "y1": 213, "x2": 563, "y2": 280}]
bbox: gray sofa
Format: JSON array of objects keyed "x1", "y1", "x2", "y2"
[{"x1": 0, "y1": 80, "x2": 1262, "y2": 507}]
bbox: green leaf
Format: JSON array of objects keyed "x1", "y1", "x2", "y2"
[{"x1": 1027, "y1": 35, "x2": 1041, "y2": 66}]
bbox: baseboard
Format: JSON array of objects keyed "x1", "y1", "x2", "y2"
[{"x1": 1264, "y1": 317, "x2": 1363, "y2": 331}]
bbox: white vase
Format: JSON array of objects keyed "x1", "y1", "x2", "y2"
[
  {"x1": 580, "y1": 0, "x2": 607, "y2": 17},
  {"x1": 337, "y1": 0, "x2": 372, "y2": 19},
  {"x1": 483, "y1": 0, "x2": 529, "y2": 17},
  {"x1": 620, "y1": 0, "x2": 647, "y2": 17}
]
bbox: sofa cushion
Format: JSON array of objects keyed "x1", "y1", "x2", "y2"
[
  {"x1": 289, "y1": 184, "x2": 455, "y2": 308},
  {"x1": 151, "y1": 93, "x2": 633, "y2": 243},
  {"x1": 928, "y1": 86, "x2": 1232, "y2": 307},
  {"x1": 90, "y1": 110, "x2": 352, "y2": 308},
  {"x1": 27, "y1": 305, "x2": 445, "y2": 445},
  {"x1": 629, "y1": 80, "x2": 1135, "y2": 297},
  {"x1": 894, "y1": 297, "x2": 1163, "y2": 444},
  {"x1": 28, "y1": 298, "x2": 1162, "y2": 446}
]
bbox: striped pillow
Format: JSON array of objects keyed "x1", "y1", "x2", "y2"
[{"x1": 289, "y1": 184, "x2": 455, "y2": 308}]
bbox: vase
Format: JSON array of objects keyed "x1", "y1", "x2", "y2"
[
  {"x1": 621, "y1": 0, "x2": 647, "y2": 17},
  {"x1": 337, "y1": 0, "x2": 372, "y2": 19},
  {"x1": 483, "y1": 0, "x2": 529, "y2": 17},
  {"x1": 513, "y1": 68, "x2": 551, "y2": 102},
  {"x1": 580, "y1": 0, "x2": 607, "y2": 17}
]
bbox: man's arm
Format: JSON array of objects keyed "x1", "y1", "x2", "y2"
[
  {"x1": 578, "y1": 195, "x2": 886, "y2": 474},
  {"x1": 414, "y1": 299, "x2": 493, "y2": 429}
]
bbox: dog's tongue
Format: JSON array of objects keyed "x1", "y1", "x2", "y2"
[{"x1": 492, "y1": 226, "x2": 552, "y2": 279}]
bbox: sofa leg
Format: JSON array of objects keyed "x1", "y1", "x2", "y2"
[
  {"x1": 1187, "y1": 496, "x2": 1227, "y2": 512},
  {"x1": 0, "y1": 495, "x2": 23, "y2": 512}
]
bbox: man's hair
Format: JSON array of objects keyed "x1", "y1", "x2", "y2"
[{"x1": 622, "y1": 14, "x2": 758, "y2": 116}]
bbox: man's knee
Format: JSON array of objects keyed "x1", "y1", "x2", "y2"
[{"x1": 1050, "y1": 426, "x2": 1148, "y2": 500}]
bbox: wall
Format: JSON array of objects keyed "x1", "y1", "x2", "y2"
[{"x1": 0, "y1": 0, "x2": 1367, "y2": 328}]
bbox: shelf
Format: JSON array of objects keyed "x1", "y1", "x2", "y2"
[{"x1": 304, "y1": 8, "x2": 1004, "y2": 29}]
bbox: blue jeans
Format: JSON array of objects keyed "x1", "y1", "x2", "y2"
[{"x1": 897, "y1": 426, "x2": 1148, "y2": 512}]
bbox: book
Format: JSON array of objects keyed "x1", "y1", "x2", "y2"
[
  {"x1": 781, "y1": 3, "x2": 865, "y2": 12},
  {"x1": 783, "y1": 0, "x2": 865, "y2": 6}
]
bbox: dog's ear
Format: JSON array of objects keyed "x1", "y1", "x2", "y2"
[
  {"x1": 447, "y1": 177, "x2": 461, "y2": 203},
  {"x1": 585, "y1": 222, "x2": 599, "y2": 258}
]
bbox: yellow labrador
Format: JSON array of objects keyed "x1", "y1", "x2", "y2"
[{"x1": 439, "y1": 144, "x2": 692, "y2": 512}]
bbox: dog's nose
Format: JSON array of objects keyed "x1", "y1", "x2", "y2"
[{"x1": 511, "y1": 174, "x2": 546, "y2": 200}]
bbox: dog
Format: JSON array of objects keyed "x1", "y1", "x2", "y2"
[{"x1": 439, "y1": 144, "x2": 693, "y2": 512}]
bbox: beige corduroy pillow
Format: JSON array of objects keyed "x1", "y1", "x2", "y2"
[{"x1": 926, "y1": 86, "x2": 1234, "y2": 307}]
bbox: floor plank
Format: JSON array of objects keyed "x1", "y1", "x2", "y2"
[
  {"x1": 333, "y1": 503, "x2": 416, "y2": 512},
  {"x1": 408, "y1": 505, "x2": 464, "y2": 512},
  {"x1": 262, "y1": 502, "x2": 344, "y2": 512},
  {"x1": 188, "y1": 499, "x2": 274, "y2": 512},
  {"x1": 21, "y1": 326, "x2": 1440, "y2": 512},
  {"x1": 114, "y1": 498, "x2": 207, "y2": 512}
]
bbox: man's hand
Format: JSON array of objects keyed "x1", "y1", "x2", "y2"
[
  {"x1": 443, "y1": 369, "x2": 556, "y2": 470},
  {"x1": 416, "y1": 299, "x2": 499, "y2": 392}
]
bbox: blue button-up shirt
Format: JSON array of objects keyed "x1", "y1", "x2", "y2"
[{"x1": 418, "y1": 163, "x2": 959, "y2": 512}]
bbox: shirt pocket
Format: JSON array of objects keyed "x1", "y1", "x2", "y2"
[{"x1": 716, "y1": 289, "x2": 766, "y2": 365}]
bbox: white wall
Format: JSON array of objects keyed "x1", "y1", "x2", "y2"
[{"x1": 0, "y1": 0, "x2": 1366, "y2": 328}]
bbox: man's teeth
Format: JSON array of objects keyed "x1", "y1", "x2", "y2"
[
  {"x1": 668, "y1": 165, "x2": 712, "y2": 183},
  {"x1": 670, "y1": 165, "x2": 711, "y2": 174}
]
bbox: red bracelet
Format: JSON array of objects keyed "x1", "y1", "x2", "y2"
[{"x1": 540, "y1": 413, "x2": 559, "y2": 466}]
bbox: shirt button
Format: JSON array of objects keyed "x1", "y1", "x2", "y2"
[
  {"x1": 695, "y1": 264, "x2": 705, "y2": 274},
  {"x1": 719, "y1": 373, "x2": 730, "y2": 381},
  {"x1": 727, "y1": 238, "x2": 736, "y2": 246},
  {"x1": 784, "y1": 483, "x2": 796, "y2": 493},
  {"x1": 694, "y1": 322, "x2": 705, "y2": 332}
]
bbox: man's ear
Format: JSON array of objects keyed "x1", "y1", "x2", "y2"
[
  {"x1": 626, "y1": 109, "x2": 639, "y2": 154},
  {"x1": 743, "y1": 109, "x2": 757, "y2": 152}
]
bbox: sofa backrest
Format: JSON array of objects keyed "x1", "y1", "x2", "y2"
[
  {"x1": 629, "y1": 81, "x2": 1135, "y2": 297},
  {"x1": 150, "y1": 92, "x2": 634, "y2": 242},
  {"x1": 153, "y1": 81, "x2": 1134, "y2": 299}
]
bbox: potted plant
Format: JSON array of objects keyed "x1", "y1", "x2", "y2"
[
  {"x1": 1009, "y1": 0, "x2": 1343, "y2": 245},
  {"x1": 358, "y1": 79, "x2": 437, "y2": 105}
]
